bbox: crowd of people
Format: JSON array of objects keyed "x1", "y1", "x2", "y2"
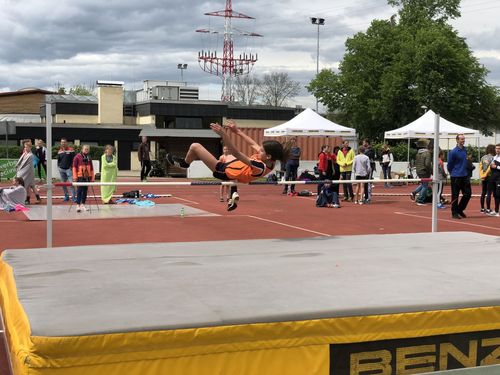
[
  {"x1": 310, "y1": 134, "x2": 500, "y2": 219},
  {"x1": 4, "y1": 129, "x2": 500, "y2": 218},
  {"x1": 7, "y1": 138, "x2": 118, "y2": 212}
]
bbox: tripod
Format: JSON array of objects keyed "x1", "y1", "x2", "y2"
[{"x1": 68, "y1": 179, "x2": 100, "y2": 213}]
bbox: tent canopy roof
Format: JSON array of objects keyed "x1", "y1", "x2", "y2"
[
  {"x1": 384, "y1": 110, "x2": 480, "y2": 139},
  {"x1": 264, "y1": 108, "x2": 356, "y2": 138}
]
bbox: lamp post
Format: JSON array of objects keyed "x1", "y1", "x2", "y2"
[
  {"x1": 311, "y1": 17, "x2": 325, "y2": 113},
  {"x1": 177, "y1": 63, "x2": 188, "y2": 82}
]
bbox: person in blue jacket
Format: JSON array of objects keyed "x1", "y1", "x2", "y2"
[{"x1": 447, "y1": 134, "x2": 472, "y2": 219}]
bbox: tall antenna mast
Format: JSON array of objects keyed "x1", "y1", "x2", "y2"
[{"x1": 196, "y1": 0, "x2": 262, "y2": 102}]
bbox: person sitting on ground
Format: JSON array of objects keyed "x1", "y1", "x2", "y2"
[
  {"x1": 218, "y1": 145, "x2": 236, "y2": 202},
  {"x1": 316, "y1": 181, "x2": 340, "y2": 208},
  {"x1": 0, "y1": 177, "x2": 27, "y2": 210},
  {"x1": 166, "y1": 120, "x2": 285, "y2": 211},
  {"x1": 100, "y1": 145, "x2": 118, "y2": 204}
]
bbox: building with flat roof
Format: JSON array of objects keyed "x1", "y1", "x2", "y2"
[{"x1": 2, "y1": 81, "x2": 297, "y2": 172}]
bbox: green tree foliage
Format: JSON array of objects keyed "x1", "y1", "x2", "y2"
[
  {"x1": 308, "y1": 0, "x2": 500, "y2": 140},
  {"x1": 69, "y1": 84, "x2": 95, "y2": 96},
  {"x1": 388, "y1": 0, "x2": 461, "y2": 23}
]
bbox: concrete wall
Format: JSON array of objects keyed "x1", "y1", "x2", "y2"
[
  {"x1": 55, "y1": 114, "x2": 98, "y2": 124},
  {"x1": 98, "y1": 86, "x2": 123, "y2": 124}
]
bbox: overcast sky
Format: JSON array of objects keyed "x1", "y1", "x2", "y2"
[{"x1": 1, "y1": 0, "x2": 499, "y2": 109}]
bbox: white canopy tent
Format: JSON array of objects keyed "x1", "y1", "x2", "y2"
[
  {"x1": 264, "y1": 108, "x2": 357, "y2": 138},
  {"x1": 384, "y1": 110, "x2": 480, "y2": 140},
  {"x1": 384, "y1": 110, "x2": 481, "y2": 166}
]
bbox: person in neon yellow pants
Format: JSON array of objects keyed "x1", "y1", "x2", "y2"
[{"x1": 100, "y1": 145, "x2": 118, "y2": 204}]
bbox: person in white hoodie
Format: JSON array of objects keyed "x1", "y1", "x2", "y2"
[{"x1": 352, "y1": 146, "x2": 372, "y2": 205}]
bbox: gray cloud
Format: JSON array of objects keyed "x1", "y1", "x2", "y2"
[{"x1": 0, "y1": 0, "x2": 498, "y2": 106}]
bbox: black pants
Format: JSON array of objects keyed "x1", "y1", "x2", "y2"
[
  {"x1": 140, "y1": 160, "x2": 151, "y2": 181},
  {"x1": 341, "y1": 171, "x2": 353, "y2": 199},
  {"x1": 480, "y1": 178, "x2": 494, "y2": 210},
  {"x1": 283, "y1": 160, "x2": 299, "y2": 193},
  {"x1": 492, "y1": 173, "x2": 500, "y2": 213},
  {"x1": 37, "y1": 162, "x2": 47, "y2": 179},
  {"x1": 450, "y1": 176, "x2": 472, "y2": 215}
]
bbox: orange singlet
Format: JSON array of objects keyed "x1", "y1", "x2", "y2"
[{"x1": 223, "y1": 154, "x2": 273, "y2": 183}]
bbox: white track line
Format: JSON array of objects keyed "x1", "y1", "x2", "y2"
[
  {"x1": 394, "y1": 211, "x2": 500, "y2": 232},
  {"x1": 247, "y1": 215, "x2": 331, "y2": 237},
  {"x1": 171, "y1": 197, "x2": 199, "y2": 205}
]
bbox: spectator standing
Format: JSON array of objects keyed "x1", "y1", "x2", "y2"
[
  {"x1": 337, "y1": 140, "x2": 355, "y2": 201},
  {"x1": 35, "y1": 139, "x2": 47, "y2": 180},
  {"x1": 317, "y1": 145, "x2": 331, "y2": 195},
  {"x1": 100, "y1": 145, "x2": 118, "y2": 204},
  {"x1": 362, "y1": 139, "x2": 376, "y2": 202},
  {"x1": 282, "y1": 137, "x2": 301, "y2": 195},
  {"x1": 138, "y1": 136, "x2": 151, "y2": 181},
  {"x1": 413, "y1": 139, "x2": 432, "y2": 206},
  {"x1": 352, "y1": 146, "x2": 371, "y2": 205},
  {"x1": 380, "y1": 146, "x2": 394, "y2": 188},
  {"x1": 436, "y1": 150, "x2": 448, "y2": 208},
  {"x1": 331, "y1": 146, "x2": 341, "y2": 195},
  {"x1": 73, "y1": 145, "x2": 95, "y2": 213},
  {"x1": 57, "y1": 138, "x2": 76, "y2": 202},
  {"x1": 466, "y1": 153, "x2": 476, "y2": 179},
  {"x1": 218, "y1": 145, "x2": 236, "y2": 202},
  {"x1": 15, "y1": 139, "x2": 40, "y2": 204},
  {"x1": 488, "y1": 143, "x2": 500, "y2": 217},
  {"x1": 479, "y1": 144, "x2": 495, "y2": 214},
  {"x1": 447, "y1": 134, "x2": 472, "y2": 219}
]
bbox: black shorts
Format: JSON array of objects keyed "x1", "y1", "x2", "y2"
[
  {"x1": 213, "y1": 162, "x2": 231, "y2": 181},
  {"x1": 355, "y1": 175, "x2": 368, "y2": 180}
]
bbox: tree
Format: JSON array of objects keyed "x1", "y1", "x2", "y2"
[
  {"x1": 53, "y1": 82, "x2": 66, "y2": 94},
  {"x1": 259, "y1": 72, "x2": 301, "y2": 107},
  {"x1": 234, "y1": 75, "x2": 261, "y2": 105},
  {"x1": 308, "y1": 0, "x2": 500, "y2": 139},
  {"x1": 69, "y1": 84, "x2": 95, "y2": 96},
  {"x1": 388, "y1": 0, "x2": 461, "y2": 23}
]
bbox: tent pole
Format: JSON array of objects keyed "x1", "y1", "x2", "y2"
[
  {"x1": 407, "y1": 137, "x2": 410, "y2": 175},
  {"x1": 432, "y1": 114, "x2": 440, "y2": 233}
]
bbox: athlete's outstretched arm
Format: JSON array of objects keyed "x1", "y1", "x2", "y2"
[
  {"x1": 211, "y1": 123, "x2": 252, "y2": 166},
  {"x1": 224, "y1": 120, "x2": 261, "y2": 153}
]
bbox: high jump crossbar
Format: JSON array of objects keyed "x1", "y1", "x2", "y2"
[{"x1": 54, "y1": 178, "x2": 431, "y2": 187}]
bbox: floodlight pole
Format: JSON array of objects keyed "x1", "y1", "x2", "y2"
[
  {"x1": 311, "y1": 17, "x2": 325, "y2": 112},
  {"x1": 177, "y1": 63, "x2": 188, "y2": 82},
  {"x1": 431, "y1": 113, "x2": 440, "y2": 233},
  {"x1": 46, "y1": 102, "x2": 53, "y2": 248}
]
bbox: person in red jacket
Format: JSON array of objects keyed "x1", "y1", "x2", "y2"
[
  {"x1": 72, "y1": 145, "x2": 95, "y2": 213},
  {"x1": 317, "y1": 145, "x2": 331, "y2": 194}
]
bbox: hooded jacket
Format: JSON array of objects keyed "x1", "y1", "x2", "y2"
[{"x1": 415, "y1": 148, "x2": 432, "y2": 178}]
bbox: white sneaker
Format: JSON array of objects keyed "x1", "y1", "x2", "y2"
[
  {"x1": 76, "y1": 205, "x2": 82, "y2": 213},
  {"x1": 227, "y1": 192, "x2": 240, "y2": 211},
  {"x1": 81, "y1": 205, "x2": 87, "y2": 212},
  {"x1": 489, "y1": 211, "x2": 500, "y2": 217}
]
